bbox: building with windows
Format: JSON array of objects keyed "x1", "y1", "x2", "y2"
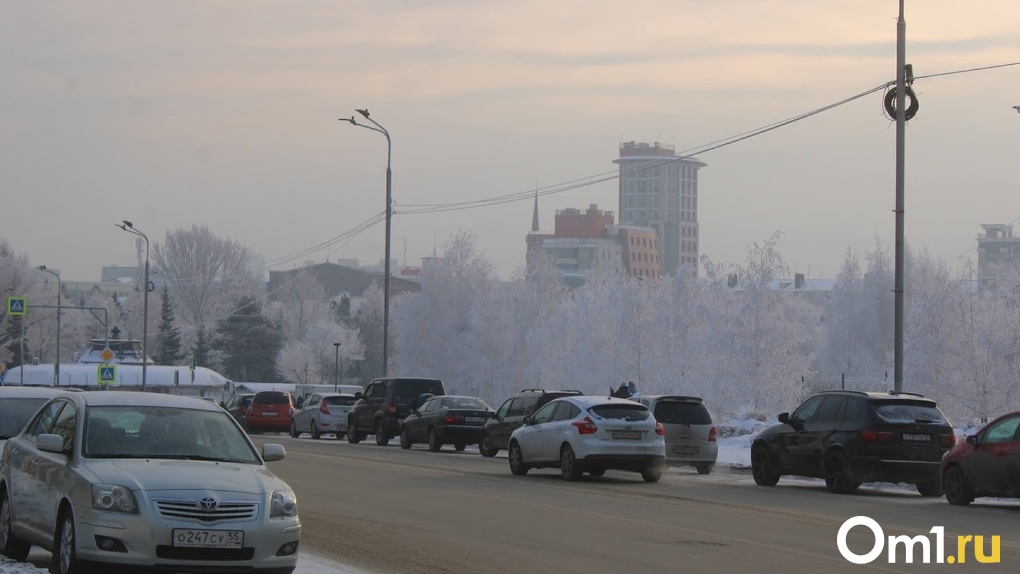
[
  {"x1": 613, "y1": 141, "x2": 707, "y2": 276},
  {"x1": 977, "y1": 223, "x2": 1020, "y2": 286}
]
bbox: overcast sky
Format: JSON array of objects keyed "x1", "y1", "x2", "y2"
[{"x1": 2, "y1": 0, "x2": 1018, "y2": 282}]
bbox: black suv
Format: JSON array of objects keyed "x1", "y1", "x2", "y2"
[
  {"x1": 348, "y1": 377, "x2": 446, "y2": 446},
  {"x1": 478, "y1": 388, "x2": 582, "y2": 457},
  {"x1": 751, "y1": 390, "x2": 955, "y2": 495}
]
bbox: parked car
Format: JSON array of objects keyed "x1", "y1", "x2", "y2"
[
  {"x1": 632, "y1": 395, "x2": 717, "y2": 474},
  {"x1": 221, "y1": 393, "x2": 255, "y2": 430},
  {"x1": 751, "y1": 390, "x2": 955, "y2": 495},
  {"x1": 399, "y1": 395, "x2": 494, "y2": 452},
  {"x1": 245, "y1": 391, "x2": 295, "y2": 434},
  {"x1": 290, "y1": 393, "x2": 357, "y2": 439},
  {"x1": 941, "y1": 410, "x2": 1020, "y2": 505},
  {"x1": 0, "y1": 386, "x2": 64, "y2": 463},
  {"x1": 348, "y1": 377, "x2": 446, "y2": 446},
  {"x1": 507, "y1": 396, "x2": 666, "y2": 482},
  {"x1": 479, "y1": 388, "x2": 582, "y2": 457},
  {"x1": 0, "y1": 391, "x2": 300, "y2": 574}
]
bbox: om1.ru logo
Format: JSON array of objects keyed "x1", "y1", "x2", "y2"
[{"x1": 837, "y1": 516, "x2": 1000, "y2": 565}]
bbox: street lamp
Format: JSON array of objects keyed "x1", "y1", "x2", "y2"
[
  {"x1": 115, "y1": 220, "x2": 152, "y2": 392},
  {"x1": 36, "y1": 265, "x2": 61, "y2": 386},
  {"x1": 333, "y1": 342, "x2": 341, "y2": 392},
  {"x1": 340, "y1": 108, "x2": 392, "y2": 376}
]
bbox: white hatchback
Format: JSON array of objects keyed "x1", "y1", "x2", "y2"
[
  {"x1": 0, "y1": 391, "x2": 300, "y2": 574},
  {"x1": 507, "y1": 396, "x2": 666, "y2": 482}
]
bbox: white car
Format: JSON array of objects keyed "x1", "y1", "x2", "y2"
[
  {"x1": 0, "y1": 391, "x2": 300, "y2": 574},
  {"x1": 507, "y1": 396, "x2": 666, "y2": 482},
  {"x1": 290, "y1": 393, "x2": 357, "y2": 439},
  {"x1": 0, "y1": 386, "x2": 65, "y2": 464}
]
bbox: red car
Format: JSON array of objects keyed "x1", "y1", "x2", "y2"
[
  {"x1": 246, "y1": 390, "x2": 296, "y2": 433},
  {"x1": 941, "y1": 411, "x2": 1020, "y2": 505}
]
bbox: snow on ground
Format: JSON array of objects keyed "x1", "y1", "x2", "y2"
[{"x1": 0, "y1": 549, "x2": 369, "y2": 574}]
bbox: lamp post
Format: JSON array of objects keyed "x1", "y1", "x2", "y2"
[
  {"x1": 893, "y1": 0, "x2": 907, "y2": 393},
  {"x1": 116, "y1": 220, "x2": 151, "y2": 392},
  {"x1": 36, "y1": 265, "x2": 61, "y2": 386},
  {"x1": 340, "y1": 109, "x2": 392, "y2": 377},
  {"x1": 334, "y1": 342, "x2": 341, "y2": 392}
]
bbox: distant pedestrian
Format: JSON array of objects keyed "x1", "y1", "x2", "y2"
[
  {"x1": 611, "y1": 383, "x2": 630, "y2": 399},
  {"x1": 627, "y1": 381, "x2": 640, "y2": 397}
]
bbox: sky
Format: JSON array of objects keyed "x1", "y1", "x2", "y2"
[{"x1": 2, "y1": 0, "x2": 1019, "y2": 282}]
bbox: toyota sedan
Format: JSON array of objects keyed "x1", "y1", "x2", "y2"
[{"x1": 0, "y1": 391, "x2": 300, "y2": 574}]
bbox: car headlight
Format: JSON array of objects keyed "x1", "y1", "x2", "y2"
[
  {"x1": 91, "y1": 484, "x2": 138, "y2": 514},
  {"x1": 270, "y1": 490, "x2": 298, "y2": 518}
]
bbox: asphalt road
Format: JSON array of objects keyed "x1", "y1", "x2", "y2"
[{"x1": 256, "y1": 434, "x2": 1020, "y2": 574}]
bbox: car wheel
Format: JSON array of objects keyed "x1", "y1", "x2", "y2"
[
  {"x1": 560, "y1": 444, "x2": 582, "y2": 481},
  {"x1": 289, "y1": 420, "x2": 300, "y2": 438},
  {"x1": 695, "y1": 464, "x2": 714, "y2": 475},
  {"x1": 641, "y1": 464, "x2": 663, "y2": 483},
  {"x1": 400, "y1": 427, "x2": 413, "y2": 449},
  {"x1": 478, "y1": 433, "x2": 498, "y2": 457},
  {"x1": 346, "y1": 417, "x2": 362, "y2": 444},
  {"x1": 310, "y1": 422, "x2": 321, "y2": 440},
  {"x1": 751, "y1": 443, "x2": 781, "y2": 486},
  {"x1": 943, "y1": 465, "x2": 974, "y2": 506},
  {"x1": 335, "y1": 432, "x2": 345, "y2": 440},
  {"x1": 428, "y1": 429, "x2": 442, "y2": 452},
  {"x1": 824, "y1": 451, "x2": 861, "y2": 494},
  {"x1": 374, "y1": 420, "x2": 389, "y2": 446},
  {"x1": 0, "y1": 491, "x2": 31, "y2": 562},
  {"x1": 588, "y1": 468, "x2": 605, "y2": 477},
  {"x1": 53, "y1": 509, "x2": 93, "y2": 574},
  {"x1": 454, "y1": 443, "x2": 466, "y2": 452},
  {"x1": 508, "y1": 441, "x2": 529, "y2": 476}
]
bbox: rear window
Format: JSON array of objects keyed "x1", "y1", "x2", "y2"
[
  {"x1": 589, "y1": 404, "x2": 651, "y2": 421},
  {"x1": 395, "y1": 380, "x2": 444, "y2": 398},
  {"x1": 874, "y1": 401, "x2": 947, "y2": 424},
  {"x1": 324, "y1": 396, "x2": 356, "y2": 406},
  {"x1": 0, "y1": 398, "x2": 51, "y2": 438},
  {"x1": 653, "y1": 401, "x2": 712, "y2": 425},
  {"x1": 254, "y1": 392, "x2": 291, "y2": 405},
  {"x1": 442, "y1": 397, "x2": 488, "y2": 410}
]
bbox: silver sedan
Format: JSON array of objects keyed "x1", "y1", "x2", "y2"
[{"x1": 0, "y1": 391, "x2": 300, "y2": 574}]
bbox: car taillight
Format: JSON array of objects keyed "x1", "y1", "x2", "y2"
[
  {"x1": 571, "y1": 417, "x2": 598, "y2": 435},
  {"x1": 655, "y1": 422, "x2": 665, "y2": 436},
  {"x1": 320, "y1": 402, "x2": 330, "y2": 414},
  {"x1": 387, "y1": 403, "x2": 397, "y2": 415},
  {"x1": 860, "y1": 430, "x2": 894, "y2": 442},
  {"x1": 707, "y1": 426, "x2": 717, "y2": 442},
  {"x1": 444, "y1": 415, "x2": 463, "y2": 424},
  {"x1": 939, "y1": 434, "x2": 956, "y2": 447}
]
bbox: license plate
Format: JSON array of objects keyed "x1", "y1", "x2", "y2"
[
  {"x1": 172, "y1": 529, "x2": 244, "y2": 548},
  {"x1": 673, "y1": 445, "x2": 698, "y2": 455},
  {"x1": 465, "y1": 417, "x2": 486, "y2": 423},
  {"x1": 612, "y1": 431, "x2": 642, "y2": 440},
  {"x1": 397, "y1": 418, "x2": 405, "y2": 424},
  {"x1": 263, "y1": 412, "x2": 278, "y2": 417},
  {"x1": 902, "y1": 433, "x2": 929, "y2": 441}
]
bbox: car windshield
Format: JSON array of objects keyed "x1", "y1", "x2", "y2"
[
  {"x1": 874, "y1": 401, "x2": 947, "y2": 424},
  {"x1": 324, "y1": 396, "x2": 357, "y2": 406},
  {"x1": 0, "y1": 397, "x2": 51, "y2": 439},
  {"x1": 654, "y1": 401, "x2": 712, "y2": 425},
  {"x1": 396, "y1": 380, "x2": 443, "y2": 398},
  {"x1": 84, "y1": 405, "x2": 261, "y2": 463},
  {"x1": 442, "y1": 397, "x2": 489, "y2": 410},
  {"x1": 589, "y1": 404, "x2": 651, "y2": 421}
]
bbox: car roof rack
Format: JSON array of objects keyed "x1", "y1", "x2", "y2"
[
  {"x1": 657, "y1": 395, "x2": 703, "y2": 403},
  {"x1": 886, "y1": 390, "x2": 927, "y2": 398},
  {"x1": 817, "y1": 389, "x2": 869, "y2": 396},
  {"x1": 520, "y1": 388, "x2": 545, "y2": 393}
]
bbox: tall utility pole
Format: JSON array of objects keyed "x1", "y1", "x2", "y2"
[
  {"x1": 334, "y1": 342, "x2": 341, "y2": 392},
  {"x1": 116, "y1": 220, "x2": 152, "y2": 391},
  {"x1": 36, "y1": 265, "x2": 61, "y2": 386},
  {"x1": 893, "y1": 0, "x2": 907, "y2": 393},
  {"x1": 340, "y1": 109, "x2": 392, "y2": 377}
]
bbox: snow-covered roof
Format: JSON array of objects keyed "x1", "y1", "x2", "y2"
[{"x1": 4, "y1": 364, "x2": 228, "y2": 388}]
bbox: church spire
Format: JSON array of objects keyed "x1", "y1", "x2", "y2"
[{"x1": 531, "y1": 185, "x2": 540, "y2": 232}]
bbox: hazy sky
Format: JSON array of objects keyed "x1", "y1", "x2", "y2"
[{"x1": 3, "y1": 0, "x2": 1018, "y2": 282}]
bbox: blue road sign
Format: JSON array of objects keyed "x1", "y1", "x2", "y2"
[
  {"x1": 98, "y1": 365, "x2": 117, "y2": 384},
  {"x1": 7, "y1": 297, "x2": 26, "y2": 317}
]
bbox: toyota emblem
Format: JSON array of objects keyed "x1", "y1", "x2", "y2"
[{"x1": 198, "y1": 497, "x2": 219, "y2": 511}]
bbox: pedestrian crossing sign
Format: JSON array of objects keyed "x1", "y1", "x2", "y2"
[
  {"x1": 7, "y1": 297, "x2": 26, "y2": 317},
  {"x1": 98, "y1": 365, "x2": 116, "y2": 385}
]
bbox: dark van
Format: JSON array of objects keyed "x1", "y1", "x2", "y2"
[{"x1": 347, "y1": 377, "x2": 446, "y2": 446}]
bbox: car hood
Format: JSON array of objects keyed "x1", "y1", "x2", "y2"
[{"x1": 83, "y1": 459, "x2": 287, "y2": 494}]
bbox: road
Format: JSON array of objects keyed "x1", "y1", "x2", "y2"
[{"x1": 256, "y1": 434, "x2": 1020, "y2": 574}]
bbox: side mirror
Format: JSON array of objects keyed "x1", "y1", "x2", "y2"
[
  {"x1": 262, "y1": 443, "x2": 286, "y2": 462},
  {"x1": 778, "y1": 412, "x2": 790, "y2": 424},
  {"x1": 522, "y1": 416, "x2": 532, "y2": 425},
  {"x1": 966, "y1": 434, "x2": 979, "y2": 446},
  {"x1": 37, "y1": 434, "x2": 67, "y2": 454}
]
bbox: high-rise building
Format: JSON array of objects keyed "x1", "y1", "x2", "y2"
[
  {"x1": 977, "y1": 223, "x2": 1020, "y2": 286},
  {"x1": 613, "y1": 141, "x2": 707, "y2": 276}
]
